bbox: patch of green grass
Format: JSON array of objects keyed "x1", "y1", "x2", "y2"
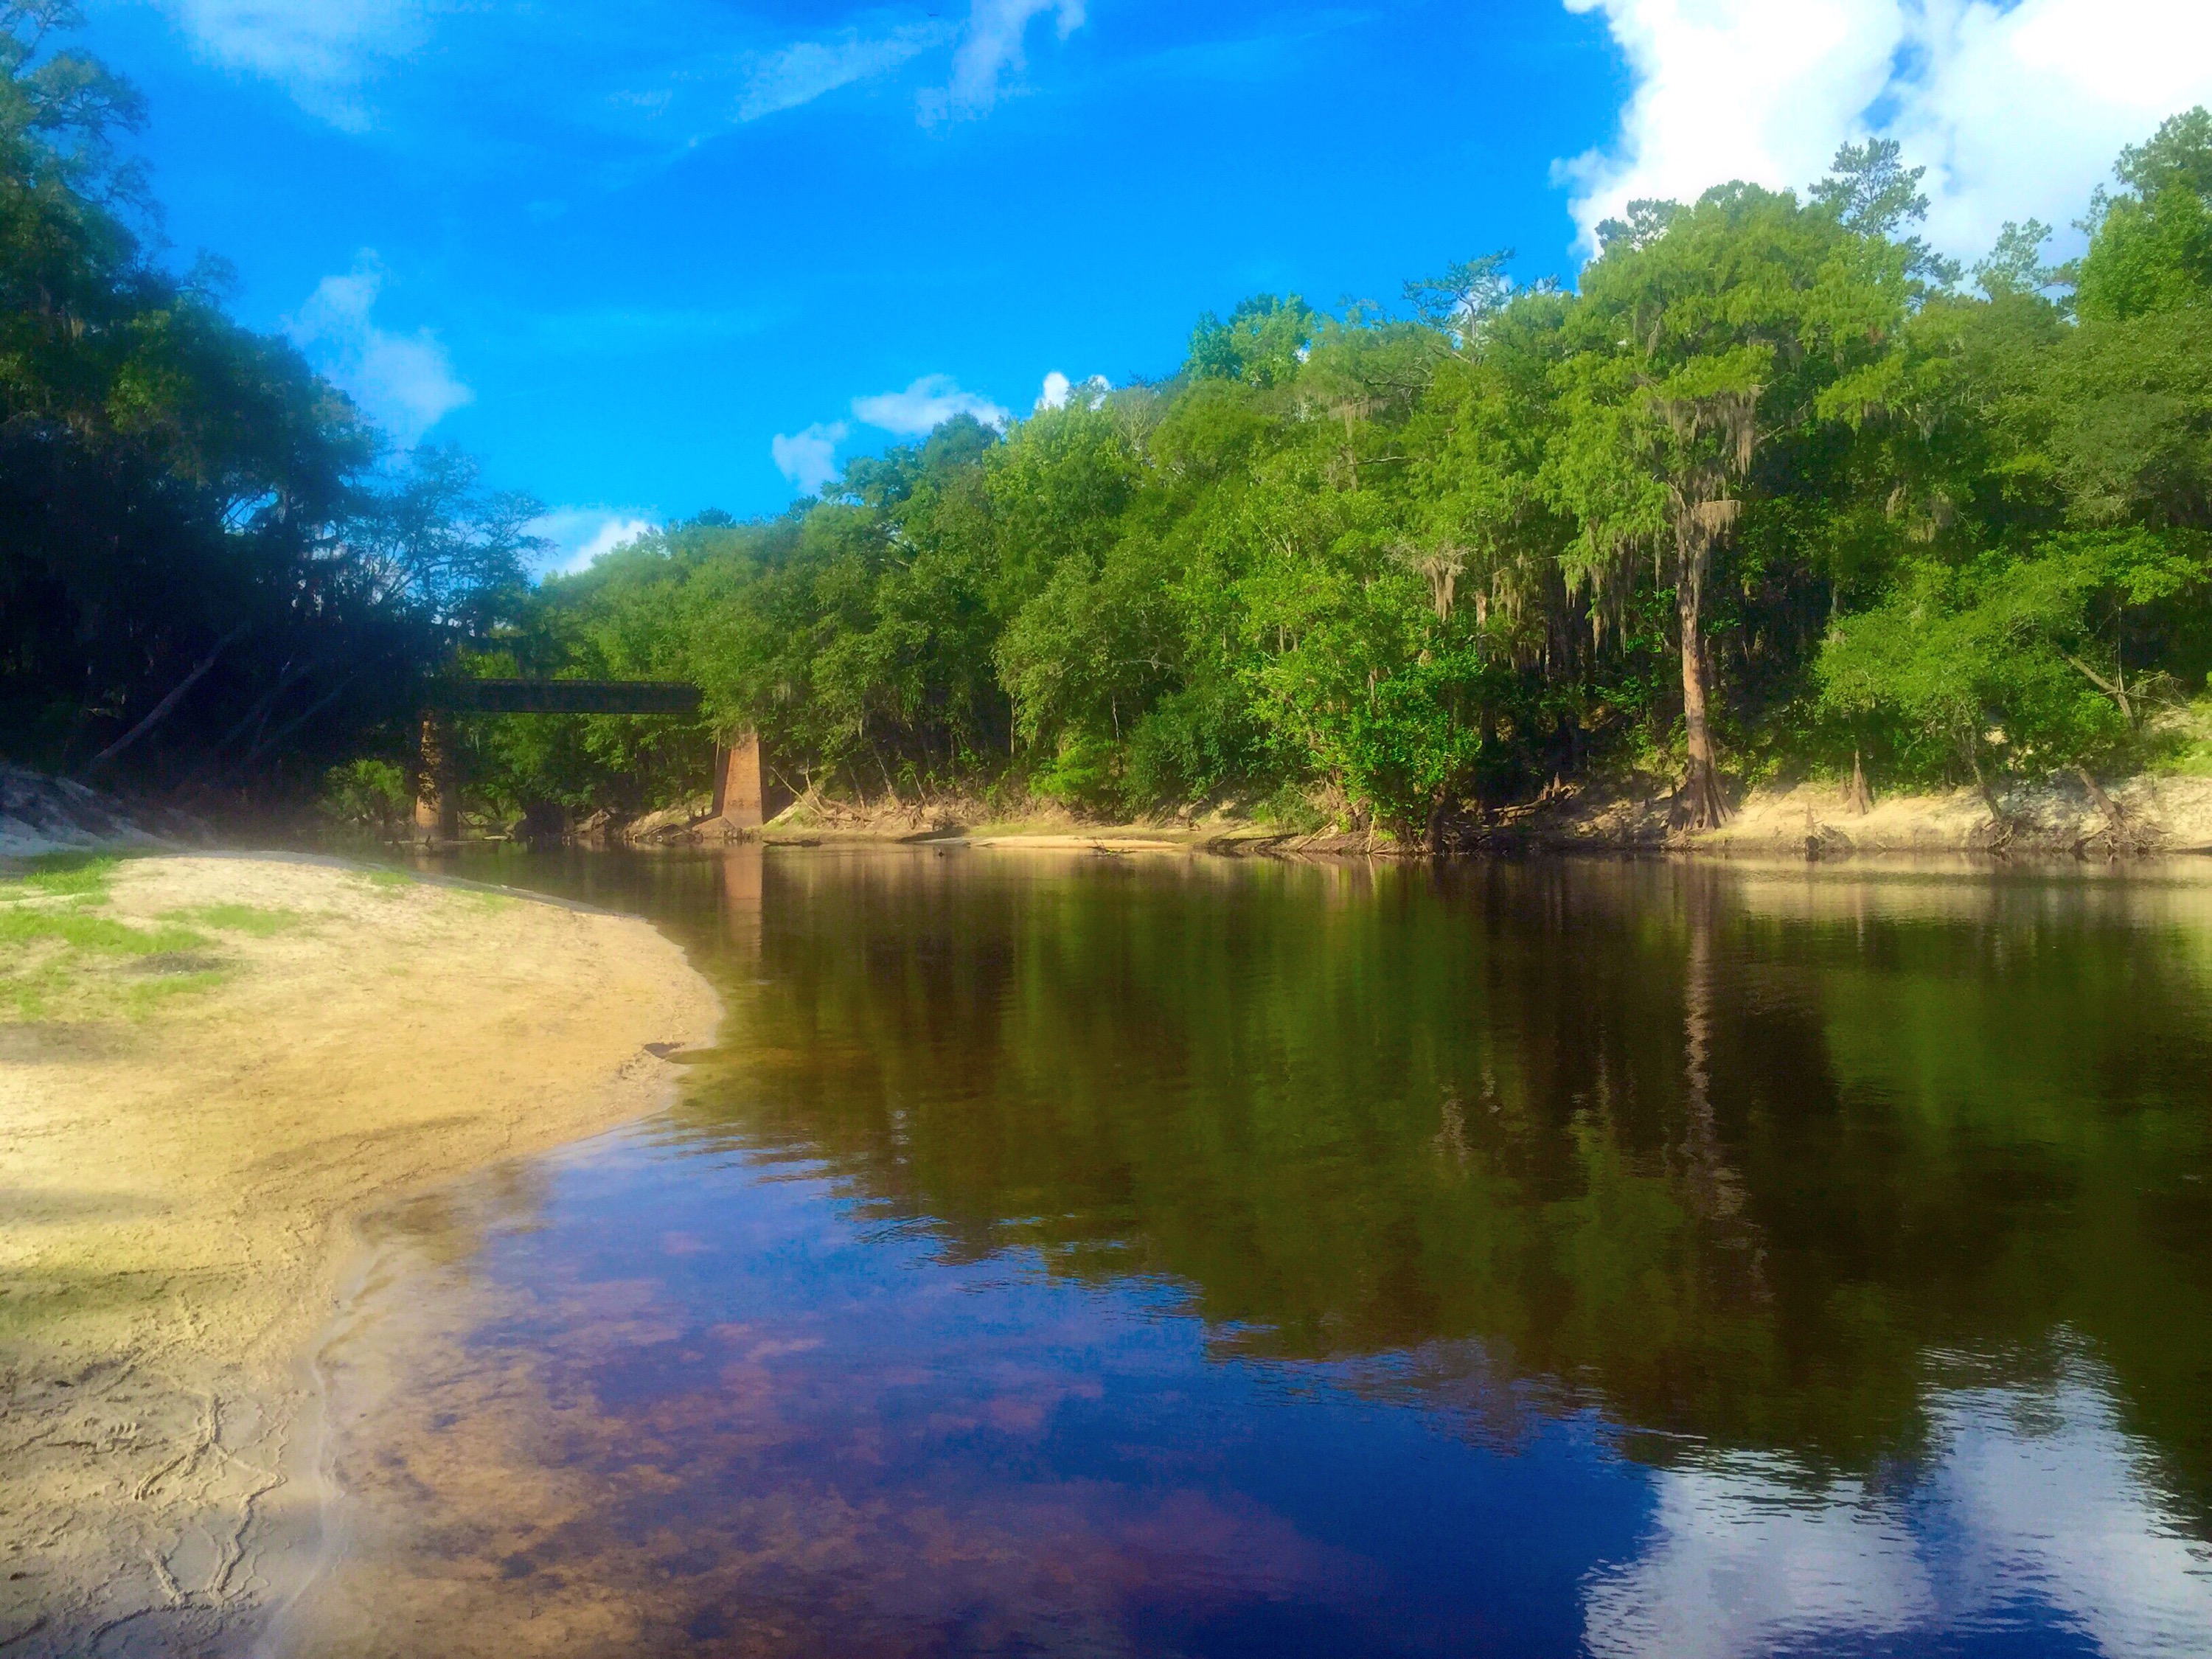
[
  {"x1": 0, "y1": 852, "x2": 119, "y2": 902},
  {"x1": 468, "y1": 889, "x2": 515, "y2": 913},
  {"x1": 0, "y1": 902, "x2": 215, "y2": 1022},
  {"x1": 4, "y1": 961, "x2": 69, "y2": 1020},
  {"x1": 162, "y1": 902, "x2": 305, "y2": 936},
  {"x1": 0, "y1": 908, "x2": 205, "y2": 955},
  {"x1": 0, "y1": 1260, "x2": 186, "y2": 1339},
  {"x1": 122, "y1": 969, "x2": 228, "y2": 1017},
  {"x1": 353, "y1": 867, "x2": 413, "y2": 894}
]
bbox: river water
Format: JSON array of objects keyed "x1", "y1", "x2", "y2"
[{"x1": 279, "y1": 848, "x2": 2212, "y2": 1658}]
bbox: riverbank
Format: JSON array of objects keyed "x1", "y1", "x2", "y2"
[
  {"x1": 1464, "y1": 771, "x2": 2212, "y2": 859},
  {"x1": 0, "y1": 854, "x2": 719, "y2": 1658},
  {"x1": 603, "y1": 771, "x2": 2212, "y2": 862}
]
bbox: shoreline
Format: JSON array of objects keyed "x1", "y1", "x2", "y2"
[
  {"x1": 535, "y1": 769, "x2": 2212, "y2": 866},
  {"x1": 714, "y1": 772, "x2": 2212, "y2": 863},
  {"x1": 0, "y1": 854, "x2": 720, "y2": 1658}
]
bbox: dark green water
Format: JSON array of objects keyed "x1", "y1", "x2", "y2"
[{"x1": 288, "y1": 849, "x2": 2212, "y2": 1657}]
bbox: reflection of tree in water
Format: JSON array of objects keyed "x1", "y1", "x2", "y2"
[
  {"x1": 1670, "y1": 869, "x2": 1767, "y2": 1307},
  {"x1": 650, "y1": 852, "x2": 2212, "y2": 1512}
]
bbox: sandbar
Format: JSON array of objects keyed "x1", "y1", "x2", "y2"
[{"x1": 0, "y1": 855, "x2": 718, "y2": 1656}]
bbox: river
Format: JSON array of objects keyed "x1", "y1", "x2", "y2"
[{"x1": 274, "y1": 847, "x2": 2212, "y2": 1658}]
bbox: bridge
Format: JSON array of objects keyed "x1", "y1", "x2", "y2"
[{"x1": 413, "y1": 680, "x2": 789, "y2": 843}]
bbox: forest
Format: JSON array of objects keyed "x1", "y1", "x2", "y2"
[
  {"x1": 0, "y1": 2, "x2": 543, "y2": 815},
  {"x1": 469, "y1": 114, "x2": 2212, "y2": 845},
  {"x1": 3, "y1": 1, "x2": 2210, "y2": 846}
]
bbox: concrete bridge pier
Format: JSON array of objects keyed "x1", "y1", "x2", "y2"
[
  {"x1": 711, "y1": 731, "x2": 793, "y2": 830},
  {"x1": 414, "y1": 713, "x2": 459, "y2": 845}
]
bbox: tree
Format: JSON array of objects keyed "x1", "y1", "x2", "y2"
[
  {"x1": 355, "y1": 445, "x2": 546, "y2": 639},
  {"x1": 441, "y1": 110, "x2": 2212, "y2": 845},
  {"x1": 1402, "y1": 251, "x2": 1516, "y2": 352},
  {"x1": 1184, "y1": 294, "x2": 1315, "y2": 389},
  {"x1": 1818, "y1": 532, "x2": 2211, "y2": 799},
  {"x1": 1548, "y1": 183, "x2": 1910, "y2": 825},
  {"x1": 1974, "y1": 220, "x2": 2060, "y2": 300},
  {"x1": 2073, "y1": 108, "x2": 2212, "y2": 323},
  {"x1": 1809, "y1": 136, "x2": 1960, "y2": 287},
  {"x1": 0, "y1": 4, "x2": 557, "y2": 799}
]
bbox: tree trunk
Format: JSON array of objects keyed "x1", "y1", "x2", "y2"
[
  {"x1": 1676, "y1": 569, "x2": 1731, "y2": 829},
  {"x1": 2074, "y1": 762, "x2": 2122, "y2": 826},
  {"x1": 85, "y1": 622, "x2": 249, "y2": 770},
  {"x1": 1847, "y1": 747, "x2": 1872, "y2": 815},
  {"x1": 2073, "y1": 763, "x2": 2142, "y2": 857},
  {"x1": 1968, "y1": 749, "x2": 2010, "y2": 827}
]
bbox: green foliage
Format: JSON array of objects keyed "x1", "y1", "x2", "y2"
[
  {"x1": 321, "y1": 759, "x2": 411, "y2": 828},
  {"x1": 1032, "y1": 731, "x2": 1120, "y2": 811},
  {"x1": 0, "y1": 6, "x2": 547, "y2": 802},
  {"x1": 1402, "y1": 251, "x2": 1516, "y2": 341},
  {"x1": 2156, "y1": 695, "x2": 2212, "y2": 775},
  {"x1": 2075, "y1": 108, "x2": 2212, "y2": 323},
  {"x1": 1818, "y1": 531, "x2": 2212, "y2": 787},
  {"x1": 1812, "y1": 136, "x2": 1961, "y2": 286},
  {"x1": 460, "y1": 109, "x2": 2212, "y2": 840},
  {"x1": 1, "y1": 18, "x2": 2200, "y2": 844},
  {"x1": 1185, "y1": 294, "x2": 1315, "y2": 389},
  {"x1": 1975, "y1": 220, "x2": 2060, "y2": 300}
]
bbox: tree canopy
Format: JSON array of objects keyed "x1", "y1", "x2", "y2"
[
  {"x1": 9, "y1": 0, "x2": 2208, "y2": 845},
  {"x1": 0, "y1": 3, "x2": 542, "y2": 809},
  {"x1": 462, "y1": 107, "x2": 2212, "y2": 844}
]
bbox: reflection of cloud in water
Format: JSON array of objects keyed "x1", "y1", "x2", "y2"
[
  {"x1": 1585, "y1": 1357, "x2": 2212, "y2": 1658},
  {"x1": 1585, "y1": 1455, "x2": 1933, "y2": 1657},
  {"x1": 1924, "y1": 1376, "x2": 2212, "y2": 1655}
]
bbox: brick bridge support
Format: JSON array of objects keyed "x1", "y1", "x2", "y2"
[
  {"x1": 414, "y1": 713, "x2": 459, "y2": 845},
  {"x1": 710, "y1": 731, "x2": 793, "y2": 830}
]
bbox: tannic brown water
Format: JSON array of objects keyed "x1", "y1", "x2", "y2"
[{"x1": 279, "y1": 849, "x2": 2212, "y2": 1658}]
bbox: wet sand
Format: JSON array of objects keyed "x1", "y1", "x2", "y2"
[{"x1": 0, "y1": 855, "x2": 718, "y2": 1657}]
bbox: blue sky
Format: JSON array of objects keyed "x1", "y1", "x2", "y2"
[{"x1": 80, "y1": 0, "x2": 2212, "y2": 566}]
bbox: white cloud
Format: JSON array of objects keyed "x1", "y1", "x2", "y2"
[
  {"x1": 285, "y1": 257, "x2": 472, "y2": 444},
  {"x1": 771, "y1": 421, "x2": 848, "y2": 494},
  {"x1": 1035, "y1": 370, "x2": 1108, "y2": 411},
  {"x1": 532, "y1": 508, "x2": 658, "y2": 574},
  {"x1": 1583, "y1": 1355, "x2": 2212, "y2": 1657},
  {"x1": 157, "y1": 0, "x2": 430, "y2": 125},
  {"x1": 1559, "y1": 0, "x2": 2212, "y2": 262},
  {"x1": 739, "y1": 25, "x2": 950, "y2": 122},
  {"x1": 919, "y1": 0, "x2": 1086, "y2": 123},
  {"x1": 159, "y1": 0, "x2": 1084, "y2": 133},
  {"x1": 852, "y1": 375, "x2": 1009, "y2": 437}
]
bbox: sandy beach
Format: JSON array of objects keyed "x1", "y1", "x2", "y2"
[{"x1": 0, "y1": 855, "x2": 718, "y2": 1657}]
